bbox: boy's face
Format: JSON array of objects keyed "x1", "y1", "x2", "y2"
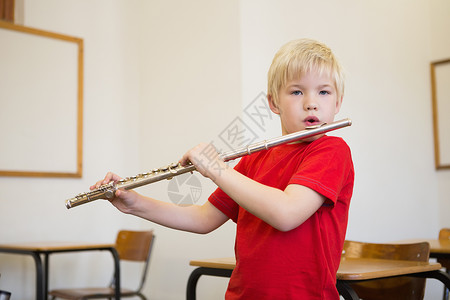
[{"x1": 268, "y1": 70, "x2": 342, "y2": 139}]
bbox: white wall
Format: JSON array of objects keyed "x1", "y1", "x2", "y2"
[
  {"x1": 431, "y1": 0, "x2": 450, "y2": 242},
  {"x1": 0, "y1": 1, "x2": 146, "y2": 299},
  {"x1": 0, "y1": 0, "x2": 449, "y2": 299},
  {"x1": 136, "y1": 1, "x2": 241, "y2": 299}
]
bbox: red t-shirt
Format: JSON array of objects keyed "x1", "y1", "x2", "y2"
[{"x1": 208, "y1": 136, "x2": 354, "y2": 299}]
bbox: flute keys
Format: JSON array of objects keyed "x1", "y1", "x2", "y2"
[
  {"x1": 168, "y1": 162, "x2": 180, "y2": 174},
  {"x1": 164, "y1": 162, "x2": 180, "y2": 180}
]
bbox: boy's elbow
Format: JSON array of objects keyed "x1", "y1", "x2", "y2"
[
  {"x1": 268, "y1": 206, "x2": 311, "y2": 232},
  {"x1": 193, "y1": 225, "x2": 216, "y2": 235},
  {"x1": 269, "y1": 215, "x2": 303, "y2": 232},
  {"x1": 273, "y1": 221, "x2": 299, "y2": 232},
  {"x1": 191, "y1": 213, "x2": 227, "y2": 234}
]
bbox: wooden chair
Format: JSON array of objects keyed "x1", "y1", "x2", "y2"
[
  {"x1": 439, "y1": 228, "x2": 450, "y2": 300},
  {"x1": 342, "y1": 240, "x2": 430, "y2": 300},
  {"x1": 439, "y1": 228, "x2": 450, "y2": 269},
  {"x1": 49, "y1": 230, "x2": 155, "y2": 300}
]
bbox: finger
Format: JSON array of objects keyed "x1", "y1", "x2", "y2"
[
  {"x1": 179, "y1": 149, "x2": 194, "y2": 166},
  {"x1": 102, "y1": 172, "x2": 114, "y2": 184},
  {"x1": 91, "y1": 172, "x2": 115, "y2": 190},
  {"x1": 179, "y1": 156, "x2": 192, "y2": 167},
  {"x1": 91, "y1": 179, "x2": 105, "y2": 190}
]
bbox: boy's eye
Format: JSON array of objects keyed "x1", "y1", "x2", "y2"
[
  {"x1": 319, "y1": 90, "x2": 330, "y2": 95},
  {"x1": 292, "y1": 90, "x2": 302, "y2": 95}
]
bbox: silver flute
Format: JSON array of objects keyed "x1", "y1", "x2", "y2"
[{"x1": 65, "y1": 118, "x2": 352, "y2": 209}]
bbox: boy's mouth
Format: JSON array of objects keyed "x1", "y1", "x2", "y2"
[{"x1": 304, "y1": 116, "x2": 320, "y2": 126}]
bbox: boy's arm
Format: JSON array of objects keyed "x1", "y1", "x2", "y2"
[
  {"x1": 127, "y1": 194, "x2": 230, "y2": 234},
  {"x1": 181, "y1": 143, "x2": 326, "y2": 232},
  {"x1": 215, "y1": 168, "x2": 324, "y2": 232},
  {"x1": 92, "y1": 173, "x2": 229, "y2": 234}
]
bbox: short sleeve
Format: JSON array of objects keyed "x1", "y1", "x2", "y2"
[
  {"x1": 289, "y1": 137, "x2": 353, "y2": 205},
  {"x1": 208, "y1": 157, "x2": 251, "y2": 223}
]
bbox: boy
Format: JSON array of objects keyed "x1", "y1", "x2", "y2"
[{"x1": 93, "y1": 38, "x2": 354, "y2": 299}]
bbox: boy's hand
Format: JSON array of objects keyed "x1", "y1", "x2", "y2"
[
  {"x1": 90, "y1": 171, "x2": 122, "y2": 190},
  {"x1": 179, "y1": 143, "x2": 228, "y2": 180},
  {"x1": 90, "y1": 172, "x2": 139, "y2": 214}
]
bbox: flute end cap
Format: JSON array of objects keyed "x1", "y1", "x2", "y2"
[{"x1": 65, "y1": 198, "x2": 74, "y2": 209}]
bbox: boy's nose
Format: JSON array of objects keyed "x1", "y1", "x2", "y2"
[{"x1": 306, "y1": 103, "x2": 318, "y2": 111}]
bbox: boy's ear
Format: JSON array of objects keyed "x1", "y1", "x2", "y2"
[
  {"x1": 335, "y1": 95, "x2": 343, "y2": 114},
  {"x1": 268, "y1": 94, "x2": 280, "y2": 114}
]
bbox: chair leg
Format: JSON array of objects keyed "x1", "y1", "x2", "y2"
[{"x1": 0, "y1": 290, "x2": 11, "y2": 300}]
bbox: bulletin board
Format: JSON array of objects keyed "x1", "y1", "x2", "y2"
[
  {"x1": 0, "y1": 20, "x2": 83, "y2": 177},
  {"x1": 431, "y1": 58, "x2": 450, "y2": 169}
]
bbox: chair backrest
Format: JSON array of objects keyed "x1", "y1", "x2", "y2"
[
  {"x1": 113, "y1": 230, "x2": 155, "y2": 292},
  {"x1": 439, "y1": 228, "x2": 450, "y2": 240},
  {"x1": 115, "y1": 230, "x2": 154, "y2": 261},
  {"x1": 342, "y1": 240, "x2": 430, "y2": 300},
  {"x1": 438, "y1": 228, "x2": 450, "y2": 269}
]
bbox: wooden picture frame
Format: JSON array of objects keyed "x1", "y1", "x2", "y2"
[
  {"x1": 0, "y1": 20, "x2": 83, "y2": 177},
  {"x1": 0, "y1": 0, "x2": 15, "y2": 22},
  {"x1": 430, "y1": 58, "x2": 450, "y2": 170}
]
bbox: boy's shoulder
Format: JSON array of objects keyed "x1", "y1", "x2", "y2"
[
  {"x1": 238, "y1": 135, "x2": 350, "y2": 167},
  {"x1": 306, "y1": 135, "x2": 352, "y2": 158},
  {"x1": 310, "y1": 135, "x2": 350, "y2": 149}
]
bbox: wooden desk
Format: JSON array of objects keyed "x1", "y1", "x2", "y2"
[
  {"x1": 0, "y1": 242, "x2": 120, "y2": 300},
  {"x1": 187, "y1": 257, "x2": 450, "y2": 300}
]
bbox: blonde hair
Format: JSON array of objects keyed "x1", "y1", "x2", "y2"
[{"x1": 267, "y1": 38, "x2": 345, "y2": 107}]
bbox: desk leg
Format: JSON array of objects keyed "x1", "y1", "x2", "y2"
[
  {"x1": 44, "y1": 253, "x2": 49, "y2": 298},
  {"x1": 411, "y1": 270, "x2": 450, "y2": 291},
  {"x1": 410, "y1": 270, "x2": 450, "y2": 300},
  {"x1": 444, "y1": 269, "x2": 450, "y2": 300},
  {"x1": 30, "y1": 252, "x2": 44, "y2": 300},
  {"x1": 336, "y1": 281, "x2": 360, "y2": 300},
  {"x1": 186, "y1": 267, "x2": 232, "y2": 300}
]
